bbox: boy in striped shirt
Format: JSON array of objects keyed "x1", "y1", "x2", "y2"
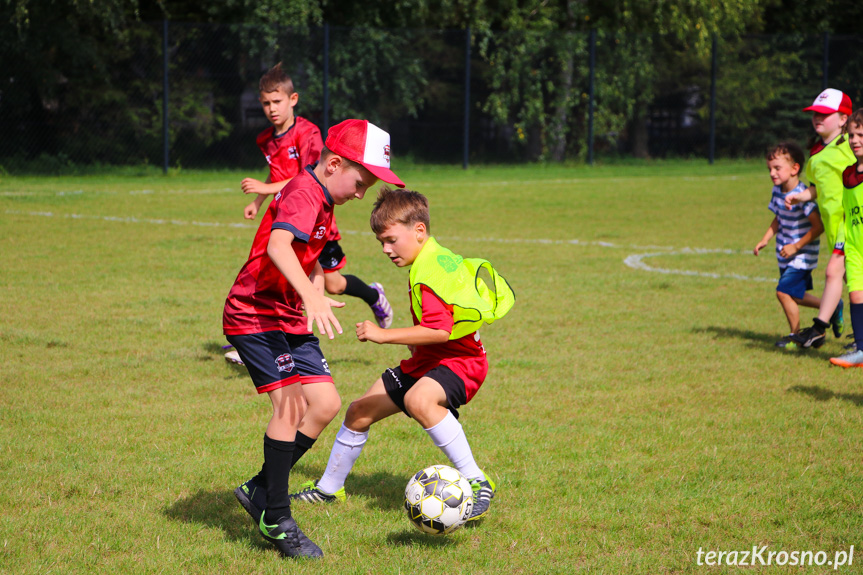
[{"x1": 754, "y1": 142, "x2": 824, "y2": 349}]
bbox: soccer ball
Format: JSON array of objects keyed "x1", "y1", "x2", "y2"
[{"x1": 404, "y1": 464, "x2": 473, "y2": 535}]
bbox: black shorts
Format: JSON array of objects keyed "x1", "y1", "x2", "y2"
[
  {"x1": 318, "y1": 240, "x2": 346, "y2": 272},
  {"x1": 226, "y1": 332, "x2": 333, "y2": 394},
  {"x1": 381, "y1": 365, "x2": 467, "y2": 420}
]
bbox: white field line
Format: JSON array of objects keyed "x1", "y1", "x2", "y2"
[
  {"x1": 0, "y1": 187, "x2": 236, "y2": 198},
  {"x1": 0, "y1": 174, "x2": 757, "y2": 197},
  {"x1": 3, "y1": 209, "x2": 774, "y2": 283}
]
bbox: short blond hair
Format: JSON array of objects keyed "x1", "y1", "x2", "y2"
[{"x1": 370, "y1": 188, "x2": 430, "y2": 235}]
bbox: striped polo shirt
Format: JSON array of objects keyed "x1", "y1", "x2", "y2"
[{"x1": 768, "y1": 181, "x2": 820, "y2": 270}]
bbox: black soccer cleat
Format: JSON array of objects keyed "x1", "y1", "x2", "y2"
[
  {"x1": 234, "y1": 476, "x2": 266, "y2": 524},
  {"x1": 790, "y1": 326, "x2": 826, "y2": 349},
  {"x1": 259, "y1": 514, "x2": 323, "y2": 559}
]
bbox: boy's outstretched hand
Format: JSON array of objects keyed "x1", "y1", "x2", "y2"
[
  {"x1": 302, "y1": 291, "x2": 345, "y2": 340},
  {"x1": 356, "y1": 320, "x2": 385, "y2": 343}
]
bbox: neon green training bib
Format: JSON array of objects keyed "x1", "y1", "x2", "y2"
[{"x1": 409, "y1": 237, "x2": 515, "y2": 340}]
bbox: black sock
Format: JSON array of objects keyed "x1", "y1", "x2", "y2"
[
  {"x1": 292, "y1": 431, "x2": 317, "y2": 467},
  {"x1": 813, "y1": 318, "x2": 829, "y2": 334},
  {"x1": 851, "y1": 303, "x2": 863, "y2": 349},
  {"x1": 263, "y1": 434, "x2": 295, "y2": 524},
  {"x1": 252, "y1": 463, "x2": 266, "y2": 486},
  {"x1": 342, "y1": 275, "x2": 379, "y2": 306}
]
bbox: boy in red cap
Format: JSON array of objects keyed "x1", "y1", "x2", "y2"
[
  {"x1": 223, "y1": 119, "x2": 404, "y2": 559},
  {"x1": 229, "y1": 64, "x2": 393, "y2": 369},
  {"x1": 786, "y1": 89, "x2": 856, "y2": 348}
]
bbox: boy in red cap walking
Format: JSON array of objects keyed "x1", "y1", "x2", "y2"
[
  {"x1": 223, "y1": 119, "x2": 404, "y2": 559},
  {"x1": 787, "y1": 89, "x2": 856, "y2": 348}
]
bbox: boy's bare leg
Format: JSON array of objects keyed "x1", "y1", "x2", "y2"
[
  {"x1": 323, "y1": 271, "x2": 347, "y2": 295},
  {"x1": 297, "y1": 381, "x2": 341, "y2": 439},
  {"x1": 299, "y1": 378, "x2": 401, "y2": 498},
  {"x1": 267, "y1": 384, "x2": 306, "y2": 440},
  {"x1": 777, "y1": 292, "x2": 801, "y2": 334},
  {"x1": 815, "y1": 252, "x2": 845, "y2": 323}
]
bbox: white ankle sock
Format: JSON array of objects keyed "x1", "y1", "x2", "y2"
[
  {"x1": 424, "y1": 412, "x2": 483, "y2": 480},
  {"x1": 317, "y1": 423, "x2": 368, "y2": 494}
]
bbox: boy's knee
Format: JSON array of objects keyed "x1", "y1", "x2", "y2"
[
  {"x1": 344, "y1": 399, "x2": 371, "y2": 428},
  {"x1": 320, "y1": 396, "x2": 342, "y2": 421}
]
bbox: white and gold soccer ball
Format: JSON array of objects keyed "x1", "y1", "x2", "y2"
[{"x1": 404, "y1": 464, "x2": 473, "y2": 535}]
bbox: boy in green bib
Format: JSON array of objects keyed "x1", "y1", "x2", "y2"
[
  {"x1": 289, "y1": 188, "x2": 514, "y2": 522},
  {"x1": 830, "y1": 110, "x2": 863, "y2": 366}
]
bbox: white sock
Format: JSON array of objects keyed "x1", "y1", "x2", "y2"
[
  {"x1": 317, "y1": 423, "x2": 369, "y2": 494},
  {"x1": 424, "y1": 412, "x2": 483, "y2": 481}
]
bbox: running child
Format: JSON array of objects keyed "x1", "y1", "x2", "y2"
[
  {"x1": 287, "y1": 188, "x2": 515, "y2": 523},
  {"x1": 829, "y1": 110, "x2": 863, "y2": 367},
  {"x1": 754, "y1": 142, "x2": 823, "y2": 348},
  {"x1": 223, "y1": 119, "x2": 405, "y2": 559},
  {"x1": 787, "y1": 89, "x2": 855, "y2": 348}
]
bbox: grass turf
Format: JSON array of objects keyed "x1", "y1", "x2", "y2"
[{"x1": 1, "y1": 160, "x2": 861, "y2": 573}]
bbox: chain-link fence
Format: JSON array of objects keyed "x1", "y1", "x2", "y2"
[{"x1": 2, "y1": 23, "x2": 862, "y2": 172}]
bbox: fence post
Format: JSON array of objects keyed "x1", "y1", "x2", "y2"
[
  {"x1": 587, "y1": 29, "x2": 596, "y2": 165},
  {"x1": 708, "y1": 36, "x2": 717, "y2": 165},
  {"x1": 463, "y1": 27, "x2": 471, "y2": 170},
  {"x1": 323, "y1": 23, "x2": 330, "y2": 136},
  {"x1": 823, "y1": 31, "x2": 829, "y2": 89},
  {"x1": 162, "y1": 19, "x2": 169, "y2": 174}
]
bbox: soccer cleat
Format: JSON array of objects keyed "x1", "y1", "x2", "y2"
[
  {"x1": 831, "y1": 300, "x2": 845, "y2": 338},
  {"x1": 259, "y1": 514, "x2": 323, "y2": 559},
  {"x1": 369, "y1": 282, "x2": 394, "y2": 329},
  {"x1": 234, "y1": 476, "x2": 266, "y2": 524},
  {"x1": 467, "y1": 472, "x2": 496, "y2": 522},
  {"x1": 225, "y1": 349, "x2": 244, "y2": 365},
  {"x1": 829, "y1": 349, "x2": 863, "y2": 368},
  {"x1": 789, "y1": 326, "x2": 826, "y2": 349},
  {"x1": 774, "y1": 335, "x2": 798, "y2": 350},
  {"x1": 288, "y1": 480, "x2": 346, "y2": 504}
]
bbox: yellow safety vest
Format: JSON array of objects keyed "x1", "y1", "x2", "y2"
[{"x1": 409, "y1": 237, "x2": 515, "y2": 340}]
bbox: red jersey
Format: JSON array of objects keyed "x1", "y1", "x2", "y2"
[
  {"x1": 223, "y1": 167, "x2": 334, "y2": 336},
  {"x1": 400, "y1": 285, "x2": 488, "y2": 402},
  {"x1": 256, "y1": 116, "x2": 323, "y2": 184}
]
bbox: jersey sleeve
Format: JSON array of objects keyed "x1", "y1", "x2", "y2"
[
  {"x1": 272, "y1": 187, "x2": 320, "y2": 243},
  {"x1": 803, "y1": 201, "x2": 819, "y2": 217},
  {"x1": 298, "y1": 124, "x2": 323, "y2": 169},
  {"x1": 419, "y1": 286, "x2": 454, "y2": 334}
]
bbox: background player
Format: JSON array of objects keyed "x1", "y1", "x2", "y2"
[
  {"x1": 787, "y1": 89, "x2": 855, "y2": 348},
  {"x1": 830, "y1": 110, "x2": 863, "y2": 367},
  {"x1": 754, "y1": 142, "x2": 823, "y2": 348}
]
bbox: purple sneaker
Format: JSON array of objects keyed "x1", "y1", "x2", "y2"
[{"x1": 369, "y1": 283, "x2": 393, "y2": 328}]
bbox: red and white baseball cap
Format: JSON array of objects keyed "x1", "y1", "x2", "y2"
[
  {"x1": 803, "y1": 88, "x2": 853, "y2": 115},
  {"x1": 325, "y1": 119, "x2": 405, "y2": 187}
]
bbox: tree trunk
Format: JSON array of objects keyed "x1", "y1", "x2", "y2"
[
  {"x1": 631, "y1": 108, "x2": 649, "y2": 159},
  {"x1": 550, "y1": 52, "x2": 575, "y2": 162}
]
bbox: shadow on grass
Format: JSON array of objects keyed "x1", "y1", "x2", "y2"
[
  {"x1": 788, "y1": 385, "x2": 863, "y2": 406},
  {"x1": 329, "y1": 357, "x2": 375, "y2": 367},
  {"x1": 201, "y1": 342, "x2": 248, "y2": 378},
  {"x1": 162, "y1": 488, "x2": 266, "y2": 549},
  {"x1": 694, "y1": 326, "x2": 834, "y2": 359},
  {"x1": 386, "y1": 530, "x2": 460, "y2": 548},
  {"x1": 347, "y1": 471, "x2": 411, "y2": 511}
]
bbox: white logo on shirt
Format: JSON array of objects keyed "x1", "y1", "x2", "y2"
[
  {"x1": 313, "y1": 226, "x2": 326, "y2": 240},
  {"x1": 288, "y1": 145, "x2": 299, "y2": 160}
]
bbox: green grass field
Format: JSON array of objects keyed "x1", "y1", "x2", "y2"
[{"x1": 2, "y1": 161, "x2": 861, "y2": 574}]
